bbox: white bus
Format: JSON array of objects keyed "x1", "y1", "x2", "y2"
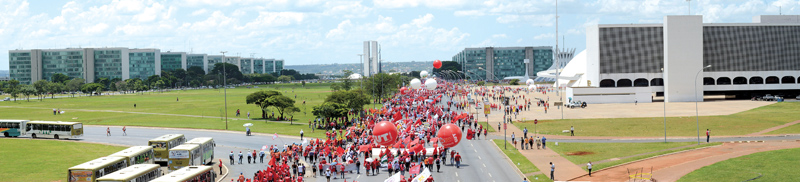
[
  {"x1": 109, "y1": 146, "x2": 155, "y2": 165},
  {"x1": 26, "y1": 121, "x2": 83, "y2": 139},
  {"x1": 95, "y1": 164, "x2": 162, "y2": 182},
  {"x1": 68, "y1": 156, "x2": 130, "y2": 182},
  {"x1": 0, "y1": 119, "x2": 28, "y2": 137},
  {"x1": 168, "y1": 144, "x2": 201, "y2": 172},
  {"x1": 185, "y1": 137, "x2": 215, "y2": 165},
  {"x1": 151, "y1": 166, "x2": 215, "y2": 182}
]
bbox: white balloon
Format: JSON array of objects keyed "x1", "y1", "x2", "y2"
[
  {"x1": 410, "y1": 78, "x2": 422, "y2": 89},
  {"x1": 425, "y1": 78, "x2": 437, "y2": 90},
  {"x1": 420, "y1": 71, "x2": 429, "y2": 78},
  {"x1": 528, "y1": 85, "x2": 536, "y2": 90},
  {"x1": 526, "y1": 79, "x2": 534, "y2": 86}
]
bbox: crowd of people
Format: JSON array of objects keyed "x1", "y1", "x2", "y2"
[{"x1": 231, "y1": 81, "x2": 555, "y2": 182}]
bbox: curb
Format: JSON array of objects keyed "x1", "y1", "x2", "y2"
[
  {"x1": 89, "y1": 125, "x2": 309, "y2": 140},
  {"x1": 490, "y1": 139, "x2": 527, "y2": 180},
  {"x1": 217, "y1": 163, "x2": 229, "y2": 182},
  {"x1": 566, "y1": 143, "x2": 723, "y2": 181}
]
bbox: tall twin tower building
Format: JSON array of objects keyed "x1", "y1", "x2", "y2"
[{"x1": 363, "y1": 41, "x2": 381, "y2": 77}]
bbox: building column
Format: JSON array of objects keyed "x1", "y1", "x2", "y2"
[{"x1": 663, "y1": 15, "x2": 704, "y2": 102}]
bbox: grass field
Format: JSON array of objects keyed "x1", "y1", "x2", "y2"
[
  {"x1": 766, "y1": 122, "x2": 800, "y2": 135},
  {"x1": 515, "y1": 102, "x2": 800, "y2": 137},
  {"x1": 479, "y1": 122, "x2": 496, "y2": 132},
  {"x1": 0, "y1": 83, "x2": 345, "y2": 138},
  {"x1": 0, "y1": 138, "x2": 127, "y2": 182},
  {"x1": 527, "y1": 174, "x2": 553, "y2": 182},
  {"x1": 678, "y1": 147, "x2": 800, "y2": 182},
  {"x1": 550, "y1": 142, "x2": 720, "y2": 171},
  {"x1": 493, "y1": 139, "x2": 540, "y2": 174}
]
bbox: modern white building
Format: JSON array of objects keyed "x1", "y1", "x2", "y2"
[
  {"x1": 363, "y1": 41, "x2": 381, "y2": 77},
  {"x1": 560, "y1": 15, "x2": 800, "y2": 103}
]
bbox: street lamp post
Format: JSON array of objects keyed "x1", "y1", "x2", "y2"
[
  {"x1": 661, "y1": 67, "x2": 666, "y2": 143},
  {"x1": 694, "y1": 65, "x2": 711, "y2": 144},
  {"x1": 221, "y1": 51, "x2": 228, "y2": 130}
]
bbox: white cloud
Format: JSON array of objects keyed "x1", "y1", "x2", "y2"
[
  {"x1": 83, "y1": 23, "x2": 109, "y2": 34},
  {"x1": 410, "y1": 14, "x2": 434, "y2": 27},
  {"x1": 492, "y1": 34, "x2": 507, "y2": 38},
  {"x1": 372, "y1": 0, "x2": 466, "y2": 9},
  {"x1": 323, "y1": 1, "x2": 373, "y2": 18},
  {"x1": 533, "y1": 33, "x2": 554, "y2": 40},
  {"x1": 454, "y1": 10, "x2": 485, "y2": 16},
  {"x1": 191, "y1": 9, "x2": 207, "y2": 16},
  {"x1": 326, "y1": 19, "x2": 352, "y2": 39}
]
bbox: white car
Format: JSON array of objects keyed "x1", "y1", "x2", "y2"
[{"x1": 3, "y1": 97, "x2": 10, "y2": 101}]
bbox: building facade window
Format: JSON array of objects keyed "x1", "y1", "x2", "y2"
[
  {"x1": 600, "y1": 79, "x2": 615, "y2": 87},
  {"x1": 716, "y1": 77, "x2": 731, "y2": 85},
  {"x1": 781, "y1": 76, "x2": 795, "y2": 84},
  {"x1": 749, "y1": 77, "x2": 764, "y2": 84},
  {"x1": 634, "y1": 78, "x2": 649, "y2": 87},
  {"x1": 733, "y1": 77, "x2": 747, "y2": 84},
  {"x1": 703, "y1": 77, "x2": 715, "y2": 85},
  {"x1": 765, "y1": 76, "x2": 779, "y2": 84},
  {"x1": 617, "y1": 79, "x2": 633, "y2": 87}
]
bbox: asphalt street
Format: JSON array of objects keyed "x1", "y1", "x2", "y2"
[{"x1": 78, "y1": 125, "x2": 524, "y2": 182}]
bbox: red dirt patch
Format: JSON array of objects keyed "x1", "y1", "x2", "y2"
[{"x1": 566, "y1": 151, "x2": 595, "y2": 156}]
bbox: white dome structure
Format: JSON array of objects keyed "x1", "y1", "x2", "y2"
[
  {"x1": 348, "y1": 73, "x2": 363, "y2": 80},
  {"x1": 555, "y1": 50, "x2": 589, "y2": 87}
]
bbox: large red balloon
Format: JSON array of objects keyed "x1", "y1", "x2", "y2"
[
  {"x1": 400, "y1": 87, "x2": 409, "y2": 95},
  {"x1": 437, "y1": 124, "x2": 462, "y2": 148},
  {"x1": 433, "y1": 60, "x2": 442, "y2": 69},
  {"x1": 373, "y1": 121, "x2": 399, "y2": 146}
]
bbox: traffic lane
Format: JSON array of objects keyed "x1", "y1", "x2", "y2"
[
  {"x1": 547, "y1": 135, "x2": 800, "y2": 143},
  {"x1": 82, "y1": 126, "x2": 304, "y2": 149}
]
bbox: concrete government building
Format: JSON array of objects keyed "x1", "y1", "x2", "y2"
[
  {"x1": 559, "y1": 15, "x2": 800, "y2": 103},
  {"x1": 452, "y1": 46, "x2": 553, "y2": 80},
  {"x1": 8, "y1": 47, "x2": 284, "y2": 84}
]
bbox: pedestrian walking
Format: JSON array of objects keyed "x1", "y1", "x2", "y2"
[
  {"x1": 550, "y1": 162, "x2": 555, "y2": 180},
  {"x1": 512, "y1": 132, "x2": 516, "y2": 149},
  {"x1": 571, "y1": 126, "x2": 574, "y2": 136},
  {"x1": 300, "y1": 129, "x2": 304, "y2": 140},
  {"x1": 218, "y1": 159, "x2": 223, "y2": 175},
  {"x1": 122, "y1": 126, "x2": 127, "y2": 136},
  {"x1": 106, "y1": 127, "x2": 110, "y2": 136},
  {"x1": 53, "y1": 108, "x2": 57, "y2": 115},
  {"x1": 325, "y1": 169, "x2": 331, "y2": 182},
  {"x1": 524, "y1": 127, "x2": 528, "y2": 138},
  {"x1": 542, "y1": 136, "x2": 547, "y2": 149},
  {"x1": 238, "y1": 151, "x2": 243, "y2": 164},
  {"x1": 134, "y1": 104, "x2": 136, "y2": 108},
  {"x1": 247, "y1": 112, "x2": 250, "y2": 119},
  {"x1": 236, "y1": 109, "x2": 240, "y2": 117},
  {"x1": 587, "y1": 161, "x2": 593, "y2": 177},
  {"x1": 706, "y1": 129, "x2": 710, "y2": 143},
  {"x1": 259, "y1": 150, "x2": 265, "y2": 163}
]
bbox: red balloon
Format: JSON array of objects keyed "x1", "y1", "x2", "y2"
[
  {"x1": 433, "y1": 60, "x2": 442, "y2": 69},
  {"x1": 373, "y1": 121, "x2": 399, "y2": 146},
  {"x1": 437, "y1": 124, "x2": 462, "y2": 148},
  {"x1": 400, "y1": 87, "x2": 409, "y2": 95}
]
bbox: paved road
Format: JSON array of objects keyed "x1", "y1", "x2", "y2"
[{"x1": 78, "y1": 125, "x2": 523, "y2": 182}]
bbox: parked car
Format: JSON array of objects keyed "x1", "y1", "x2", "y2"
[
  {"x1": 3, "y1": 97, "x2": 10, "y2": 101},
  {"x1": 761, "y1": 94, "x2": 776, "y2": 101},
  {"x1": 565, "y1": 101, "x2": 587, "y2": 109}
]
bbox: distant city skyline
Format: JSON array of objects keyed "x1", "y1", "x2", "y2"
[{"x1": 1, "y1": 0, "x2": 797, "y2": 69}]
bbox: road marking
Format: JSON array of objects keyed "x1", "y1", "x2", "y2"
[
  {"x1": 357, "y1": 175, "x2": 360, "y2": 179},
  {"x1": 474, "y1": 149, "x2": 478, "y2": 152},
  {"x1": 471, "y1": 143, "x2": 474, "y2": 147},
  {"x1": 455, "y1": 172, "x2": 459, "y2": 177},
  {"x1": 483, "y1": 163, "x2": 486, "y2": 167},
  {"x1": 478, "y1": 156, "x2": 482, "y2": 159},
  {"x1": 489, "y1": 173, "x2": 493, "y2": 177}
]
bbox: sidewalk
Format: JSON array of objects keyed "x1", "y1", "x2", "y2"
[{"x1": 570, "y1": 140, "x2": 800, "y2": 181}]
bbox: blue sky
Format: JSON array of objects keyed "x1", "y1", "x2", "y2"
[{"x1": 1, "y1": 0, "x2": 798, "y2": 69}]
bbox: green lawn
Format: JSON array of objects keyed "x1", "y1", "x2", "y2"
[
  {"x1": 0, "y1": 83, "x2": 341, "y2": 138},
  {"x1": 515, "y1": 102, "x2": 800, "y2": 137},
  {"x1": 766, "y1": 121, "x2": 800, "y2": 135},
  {"x1": 527, "y1": 174, "x2": 553, "y2": 182},
  {"x1": 678, "y1": 147, "x2": 800, "y2": 182},
  {"x1": 550, "y1": 142, "x2": 720, "y2": 171},
  {"x1": 0, "y1": 138, "x2": 127, "y2": 182},
  {"x1": 492, "y1": 139, "x2": 540, "y2": 174},
  {"x1": 479, "y1": 122, "x2": 496, "y2": 132}
]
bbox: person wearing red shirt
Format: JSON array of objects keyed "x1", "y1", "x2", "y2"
[{"x1": 454, "y1": 153, "x2": 462, "y2": 168}]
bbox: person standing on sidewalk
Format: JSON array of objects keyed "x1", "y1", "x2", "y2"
[
  {"x1": 550, "y1": 162, "x2": 555, "y2": 180},
  {"x1": 706, "y1": 129, "x2": 710, "y2": 143},
  {"x1": 218, "y1": 159, "x2": 223, "y2": 175},
  {"x1": 229, "y1": 151, "x2": 234, "y2": 165},
  {"x1": 587, "y1": 161, "x2": 593, "y2": 177},
  {"x1": 300, "y1": 129, "x2": 304, "y2": 141},
  {"x1": 523, "y1": 127, "x2": 528, "y2": 138}
]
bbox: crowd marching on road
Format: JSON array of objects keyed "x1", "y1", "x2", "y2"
[{"x1": 230, "y1": 81, "x2": 502, "y2": 182}]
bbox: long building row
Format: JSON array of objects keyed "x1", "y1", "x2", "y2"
[{"x1": 8, "y1": 47, "x2": 284, "y2": 84}]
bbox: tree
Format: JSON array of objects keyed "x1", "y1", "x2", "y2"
[
  {"x1": 81, "y1": 83, "x2": 104, "y2": 95},
  {"x1": 4, "y1": 80, "x2": 20, "y2": 101},
  {"x1": 330, "y1": 83, "x2": 342, "y2": 91},
  {"x1": 409, "y1": 71, "x2": 421, "y2": 78},
  {"x1": 312, "y1": 102, "x2": 348, "y2": 126},
  {"x1": 115, "y1": 81, "x2": 128, "y2": 94},
  {"x1": 95, "y1": 77, "x2": 110, "y2": 89},
  {"x1": 282, "y1": 106, "x2": 301, "y2": 124},
  {"x1": 66, "y1": 78, "x2": 85, "y2": 97},
  {"x1": 46, "y1": 82, "x2": 64, "y2": 98},
  {"x1": 33, "y1": 80, "x2": 50, "y2": 101},
  {"x1": 277, "y1": 75, "x2": 293, "y2": 83},
  {"x1": 187, "y1": 66, "x2": 206, "y2": 76},
  {"x1": 210, "y1": 63, "x2": 243, "y2": 81},
  {"x1": 325, "y1": 89, "x2": 370, "y2": 116},
  {"x1": 21, "y1": 85, "x2": 35, "y2": 101},
  {"x1": 431, "y1": 61, "x2": 462, "y2": 78},
  {"x1": 51, "y1": 73, "x2": 70, "y2": 84},
  {"x1": 364, "y1": 73, "x2": 404, "y2": 101},
  {"x1": 268, "y1": 95, "x2": 297, "y2": 120},
  {"x1": 510, "y1": 79, "x2": 520, "y2": 85},
  {"x1": 246, "y1": 90, "x2": 281, "y2": 119},
  {"x1": 301, "y1": 81, "x2": 306, "y2": 87},
  {"x1": 155, "y1": 80, "x2": 165, "y2": 92}
]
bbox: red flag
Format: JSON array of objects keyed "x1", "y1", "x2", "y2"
[
  {"x1": 268, "y1": 157, "x2": 276, "y2": 166},
  {"x1": 410, "y1": 164, "x2": 421, "y2": 175},
  {"x1": 337, "y1": 147, "x2": 344, "y2": 155}
]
